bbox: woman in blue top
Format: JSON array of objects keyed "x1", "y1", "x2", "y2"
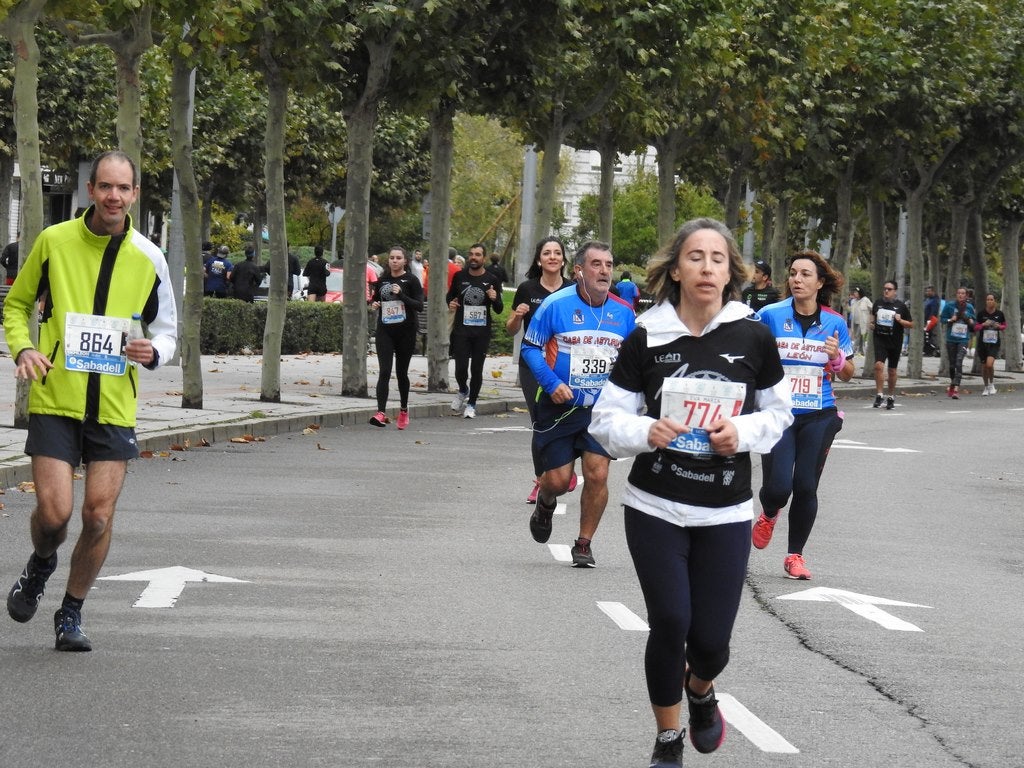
[{"x1": 752, "y1": 251, "x2": 854, "y2": 580}]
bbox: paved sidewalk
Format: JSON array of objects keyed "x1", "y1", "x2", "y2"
[{"x1": 1, "y1": 336, "x2": 1021, "y2": 488}]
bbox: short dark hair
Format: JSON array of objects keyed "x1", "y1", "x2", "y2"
[{"x1": 90, "y1": 150, "x2": 139, "y2": 187}]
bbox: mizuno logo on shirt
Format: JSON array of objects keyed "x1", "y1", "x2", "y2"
[{"x1": 720, "y1": 353, "x2": 745, "y2": 363}]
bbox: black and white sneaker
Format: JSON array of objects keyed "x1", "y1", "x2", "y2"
[
  {"x1": 529, "y1": 496, "x2": 555, "y2": 543},
  {"x1": 649, "y1": 729, "x2": 684, "y2": 767},
  {"x1": 7, "y1": 553, "x2": 57, "y2": 623},
  {"x1": 54, "y1": 606, "x2": 92, "y2": 652},
  {"x1": 886, "y1": 396, "x2": 895, "y2": 410},
  {"x1": 873, "y1": 394, "x2": 883, "y2": 408}
]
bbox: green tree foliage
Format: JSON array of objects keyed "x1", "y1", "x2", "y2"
[{"x1": 574, "y1": 170, "x2": 723, "y2": 261}]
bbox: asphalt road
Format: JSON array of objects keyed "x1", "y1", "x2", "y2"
[{"x1": 0, "y1": 392, "x2": 1020, "y2": 768}]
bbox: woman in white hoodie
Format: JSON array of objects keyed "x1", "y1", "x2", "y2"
[{"x1": 590, "y1": 219, "x2": 792, "y2": 768}]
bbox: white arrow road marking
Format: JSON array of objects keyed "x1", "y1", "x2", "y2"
[
  {"x1": 99, "y1": 566, "x2": 250, "y2": 608},
  {"x1": 548, "y1": 544, "x2": 572, "y2": 562},
  {"x1": 717, "y1": 694, "x2": 800, "y2": 753},
  {"x1": 597, "y1": 601, "x2": 649, "y2": 630},
  {"x1": 777, "y1": 587, "x2": 931, "y2": 631},
  {"x1": 832, "y1": 439, "x2": 918, "y2": 453}
]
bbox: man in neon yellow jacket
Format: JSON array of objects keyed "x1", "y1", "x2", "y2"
[{"x1": 3, "y1": 150, "x2": 177, "y2": 652}]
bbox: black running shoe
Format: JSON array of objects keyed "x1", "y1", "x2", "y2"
[
  {"x1": 529, "y1": 496, "x2": 555, "y2": 543},
  {"x1": 886, "y1": 396, "x2": 895, "y2": 410},
  {"x1": 7, "y1": 553, "x2": 57, "y2": 623},
  {"x1": 54, "y1": 606, "x2": 92, "y2": 652},
  {"x1": 873, "y1": 394, "x2": 883, "y2": 408},
  {"x1": 685, "y1": 673, "x2": 725, "y2": 753},
  {"x1": 571, "y1": 537, "x2": 596, "y2": 567},
  {"x1": 649, "y1": 729, "x2": 684, "y2": 767}
]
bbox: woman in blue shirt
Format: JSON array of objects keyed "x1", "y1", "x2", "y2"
[{"x1": 752, "y1": 251, "x2": 854, "y2": 580}]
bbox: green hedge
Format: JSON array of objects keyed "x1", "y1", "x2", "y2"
[{"x1": 200, "y1": 298, "x2": 344, "y2": 354}]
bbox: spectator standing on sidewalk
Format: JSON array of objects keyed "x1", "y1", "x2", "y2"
[
  {"x1": 869, "y1": 281, "x2": 913, "y2": 410},
  {"x1": 590, "y1": 218, "x2": 791, "y2": 767},
  {"x1": 975, "y1": 292, "x2": 1006, "y2": 396},
  {"x1": 447, "y1": 243, "x2": 503, "y2": 419},
  {"x1": 940, "y1": 286, "x2": 976, "y2": 399},
  {"x1": 2, "y1": 150, "x2": 178, "y2": 652},
  {"x1": 753, "y1": 250, "x2": 854, "y2": 581}
]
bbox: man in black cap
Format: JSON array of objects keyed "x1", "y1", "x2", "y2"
[{"x1": 741, "y1": 259, "x2": 779, "y2": 311}]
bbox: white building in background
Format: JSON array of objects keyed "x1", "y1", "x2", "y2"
[
  {"x1": 555, "y1": 146, "x2": 659, "y2": 234},
  {"x1": 6, "y1": 163, "x2": 77, "y2": 243}
]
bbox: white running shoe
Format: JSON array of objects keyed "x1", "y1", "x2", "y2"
[
  {"x1": 463, "y1": 404, "x2": 476, "y2": 419},
  {"x1": 989, "y1": 384, "x2": 997, "y2": 395},
  {"x1": 451, "y1": 391, "x2": 467, "y2": 412}
]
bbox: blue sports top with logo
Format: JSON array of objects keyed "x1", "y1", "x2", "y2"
[
  {"x1": 521, "y1": 284, "x2": 636, "y2": 407},
  {"x1": 756, "y1": 297, "x2": 854, "y2": 414}
]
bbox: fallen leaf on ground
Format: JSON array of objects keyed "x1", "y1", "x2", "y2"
[{"x1": 317, "y1": 443, "x2": 328, "y2": 450}]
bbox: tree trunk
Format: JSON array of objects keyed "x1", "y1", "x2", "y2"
[
  {"x1": 597, "y1": 138, "x2": 615, "y2": 245},
  {"x1": 1000, "y1": 217, "x2": 1023, "y2": 372},
  {"x1": 259, "y1": 64, "x2": 289, "y2": 403},
  {"x1": 723, "y1": 164, "x2": 745, "y2": 231},
  {"x1": 864, "y1": 197, "x2": 887, "y2": 378},
  {"x1": 532, "y1": 123, "x2": 564, "y2": 247},
  {"x1": 1, "y1": 0, "x2": 47, "y2": 429},
  {"x1": 966, "y1": 209, "x2": 987, "y2": 300},
  {"x1": 170, "y1": 52, "x2": 203, "y2": 409},
  {"x1": 904, "y1": 191, "x2": 926, "y2": 379},
  {"x1": 427, "y1": 101, "x2": 455, "y2": 393},
  {"x1": 946, "y1": 202, "x2": 969, "y2": 299},
  {"x1": 0, "y1": 153, "x2": 13, "y2": 243},
  {"x1": 653, "y1": 128, "x2": 682, "y2": 247},
  {"x1": 769, "y1": 195, "x2": 791, "y2": 279},
  {"x1": 341, "y1": 97, "x2": 376, "y2": 397},
  {"x1": 833, "y1": 156, "x2": 856, "y2": 280}
]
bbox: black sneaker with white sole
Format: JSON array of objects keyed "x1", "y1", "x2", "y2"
[{"x1": 873, "y1": 394, "x2": 883, "y2": 408}]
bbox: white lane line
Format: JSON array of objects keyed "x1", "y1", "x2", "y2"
[
  {"x1": 555, "y1": 502, "x2": 567, "y2": 516},
  {"x1": 548, "y1": 544, "x2": 572, "y2": 562},
  {"x1": 597, "y1": 601, "x2": 649, "y2": 631},
  {"x1": 718, "y1": 694, "x2": 800, "y2": 753}
]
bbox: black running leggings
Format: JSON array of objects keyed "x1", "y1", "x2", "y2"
[
  {"x1": 451, "y1": 333, "x2": 489, "y2": 405},
  {"x1": 625, "y1": 507, "x2": 751, "y2": 707},
  {"x1": 758, "y1": 407, "x2": 843, "y2": 555},
  {"x1": 375, "y1": 325, "x2": 416, "y2": 411}
]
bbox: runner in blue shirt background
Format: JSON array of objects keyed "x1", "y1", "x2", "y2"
[{"x1": 751, "y1": 250, "x2": 854, "y2": 580}]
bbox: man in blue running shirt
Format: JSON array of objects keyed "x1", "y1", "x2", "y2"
[{"x1": 522, "y1": 241, "x2": 636, "y2": 566}]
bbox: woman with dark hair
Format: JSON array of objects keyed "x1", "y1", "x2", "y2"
[
  {"x1": 369, "y1": 245, "x2": 424, "y2": 430},
  {"x1": 506, "y1": 237, "x2": 574, "y2": 502},
  {"x1": 753, "y1": 250, "x2": 854, "y2": 580},
  {"x1": 590, "y1": 218, "x2": 791, "y2": 767}
]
